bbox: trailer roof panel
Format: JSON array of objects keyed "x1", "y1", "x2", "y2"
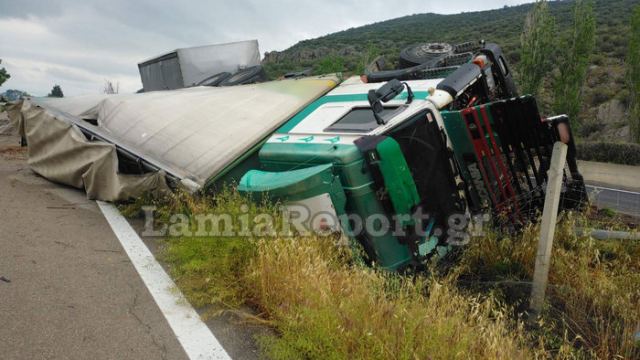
[{"x1": 35, "y1": 76, "x2": 339, "y2": 188}]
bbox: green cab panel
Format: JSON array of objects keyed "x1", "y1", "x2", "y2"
[
  {"x1": 238, "y1": 163, "x2": 346, "y2": 209},
  {"x1": 242, "y1": 143, "x2": 416, "y2": 271},
  {"x1": 373, "y1": 137, "x2": 421, "y2": 223}
]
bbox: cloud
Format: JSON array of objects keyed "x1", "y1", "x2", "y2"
[{"x1": 0, "y1": 0, "x2": 531, "y2": 96}]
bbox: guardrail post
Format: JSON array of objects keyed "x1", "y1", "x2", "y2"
[{"x1": 529, "y1": 142, "x2": 568, "y2": 317}]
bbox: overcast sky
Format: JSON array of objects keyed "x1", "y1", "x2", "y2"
[{"x1": 0, "y1": 0, "x2": 532, "y2": 96}]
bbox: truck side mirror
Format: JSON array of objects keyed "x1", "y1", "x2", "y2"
[{"x1": 368, "y1": 79, "x2": 414, "y2": 124}]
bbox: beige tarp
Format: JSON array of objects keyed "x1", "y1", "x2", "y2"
[
  {"x1": 7, "y1": 76, "x2": 338, "y2": 201},
  {"x1": 34, "y1": 94, "x2": 117, "y2": 118},
  {"x1": 7, "y1": 100, "x2": 170, "y2": 201}
]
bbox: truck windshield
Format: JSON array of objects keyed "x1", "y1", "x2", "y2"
[{"x1": 325, "y1": 106, "x2": 400, "y2": 133}]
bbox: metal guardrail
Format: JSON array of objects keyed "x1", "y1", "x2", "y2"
[{"x1": 586, "y1": 185, "x2": 640, "y2": 217}]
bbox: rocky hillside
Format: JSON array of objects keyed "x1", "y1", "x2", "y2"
[{"x1": 263, "y1": 0, "x2": 640, "y2": 142}]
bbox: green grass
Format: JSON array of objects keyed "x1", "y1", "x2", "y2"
[{"x1": 163, "y1": 236, "x2": 254, "y2": 308}]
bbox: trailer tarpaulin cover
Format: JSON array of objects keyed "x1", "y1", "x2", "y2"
[
  {"x1": 8, "y1": 76, "x2": 338, "y2": 201},
  {"x1": 34, "y1": 94, "x2": 117, "y2": 118},
  {"x1": 7, "y1": 100, "x2": 170, "y2": 201}
]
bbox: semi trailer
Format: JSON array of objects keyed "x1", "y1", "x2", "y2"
[{"x1": 9, "y1": 40, "x2": 587, "y2": 271}]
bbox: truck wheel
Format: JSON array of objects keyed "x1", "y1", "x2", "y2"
[
  {"x1": 196, "y1": 72, "x2": 232, "y2": 87},
  {"x1": 399, "y1": 42, "x2": 454, "y2": 68},
  {"x1": 219, "y1": 66, "x2": 266, "y2": 86}
]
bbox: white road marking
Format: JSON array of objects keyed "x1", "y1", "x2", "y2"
[
  {"x1": 585, "y1": 184, "x2": 640, "y2": 195},
  {"x1": 97, "y1": 201, "x2": 231, "y2": 360}
]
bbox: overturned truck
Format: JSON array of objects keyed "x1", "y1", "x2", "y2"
[
  {"x1": 237, "y1": 42, "x2": 587, "y2": 270},
  {"x1": 10, "y1": 41, "x2": 587, "y2": 270}
]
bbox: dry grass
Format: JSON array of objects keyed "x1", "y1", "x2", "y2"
[
  {"x1": 123, "y1": 191, "x2": 640, "y2": 359},
  {"x1": 457, "y1": 213, "x2": 640, "y2": 358},
  {"x1": 246, "y1": 237, "x2": 533, "y2": 359}
]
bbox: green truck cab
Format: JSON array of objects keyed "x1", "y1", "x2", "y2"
[{"x1": 238, "y1": 42, "x2": 586, "y2": 271}]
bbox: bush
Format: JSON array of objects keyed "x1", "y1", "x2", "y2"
[
  {"x1": 616, "y1": 89, "x2": 631, "y2": 107},
  {"x1": 577, "y1": 141, "x2": 640, "y2": 165},
  {"x1": 591, "y1": 53, "x2": 606, "y2": 66},
  {"x1": 591, "y1": 89, "x2": 615, "y2": 106},
  {"x1": 314, "y1": 56, "x2": 345, "y2": 75},
  {"x1": 579, "y1": 121, "x2": 605, "y2": 137}
]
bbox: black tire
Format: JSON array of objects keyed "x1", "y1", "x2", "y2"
[
  {"x1": 399, "y1": 42, "x2": 454, "y2": 68},
  {"x1": 196, "y1": 72, "x2": 232, "y2": 87},
  {"x1": 219, "y1": 66, "x2": 266, "y2": 86},
  {"x1": 453, "y1": 41, "x2": 480, "y2": 53}
]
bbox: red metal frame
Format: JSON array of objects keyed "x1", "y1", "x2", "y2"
[{"x1": 462, "y1": 105, "x2": 522, "y2": 223}]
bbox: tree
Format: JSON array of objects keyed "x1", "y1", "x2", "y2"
[
  {"x1": 518, "y1": 0, "x2": 556, "y2": 97},
  {"x1": 355, "y1": 43, "x2": 381, "y2": 75},
  {"x1": 103, "y1": 80, "x2": 119, "y2": 94},
  {"x1": 0, "y1": 59, "x2": 10, "y2": 87},
  {"x1": 48, "y1": 85, "x2": 64, "y2": 98},
  {"x1": 315, "y1": 56, "x2": 345, "y2": 75},
  {"x1": 552, "y1": 0, "x2": 596, "y2": 129},
  {"x1": 627, "y1": 5, "x2": 640, "y2": 143}
]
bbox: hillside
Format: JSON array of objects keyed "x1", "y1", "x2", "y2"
[{"x1": 263, "y1": 0, "x2": 640, "y2": 142}]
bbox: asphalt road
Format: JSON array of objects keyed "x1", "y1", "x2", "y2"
[
  {"x1": 0, "y1": 120, "x2": 265, "y2": 359},
  {"x1": 0, "y1": 129, "x2": 189, "y2": 359},
  {"x1": 586, "y1": 185, "x2": 640, "y2": 217}
]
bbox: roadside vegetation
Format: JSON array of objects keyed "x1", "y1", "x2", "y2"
[
  {"x1": 122, "y1": 190, "x2": 640, "y2": 359},
  {"x1": 519, "y1": 0, "x2": 555, "y2": 98},
  {"x1": 576, "y1": 141, "x2": 640, "y2": 165},
  {"x1": 551, "y1": 0, "x2": 596, "y2": 130}
]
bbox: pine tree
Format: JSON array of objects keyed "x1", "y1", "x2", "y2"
[
  {"x1": 519, "y1": 0, "x2": 555, "y2": 97},
  {"x1": 0, "y1": 59, "x2": 10, "y2": 87},
  {"x1": 48, "y1": 85, "x2": 64, "y2": 98}
]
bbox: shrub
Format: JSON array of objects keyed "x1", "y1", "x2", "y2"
[
  {"x1": 577, "y1": 142, "x2": 640, "y2": 165},
  {"x1": 590, "y1": 89, "x2": 615, "y2": 106},
  {"x1": 314, "y1": 56, "x2": 345, "y2": 75},
  {"x1": 591, "y1": 53, "x2": 605, "y2": 66},
  {"x1": 579, "y1": 121, "x2": 605, "y2": 137},
  {"x1": 616, "y1": 89, "x2": 631, "y2": 107}
]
